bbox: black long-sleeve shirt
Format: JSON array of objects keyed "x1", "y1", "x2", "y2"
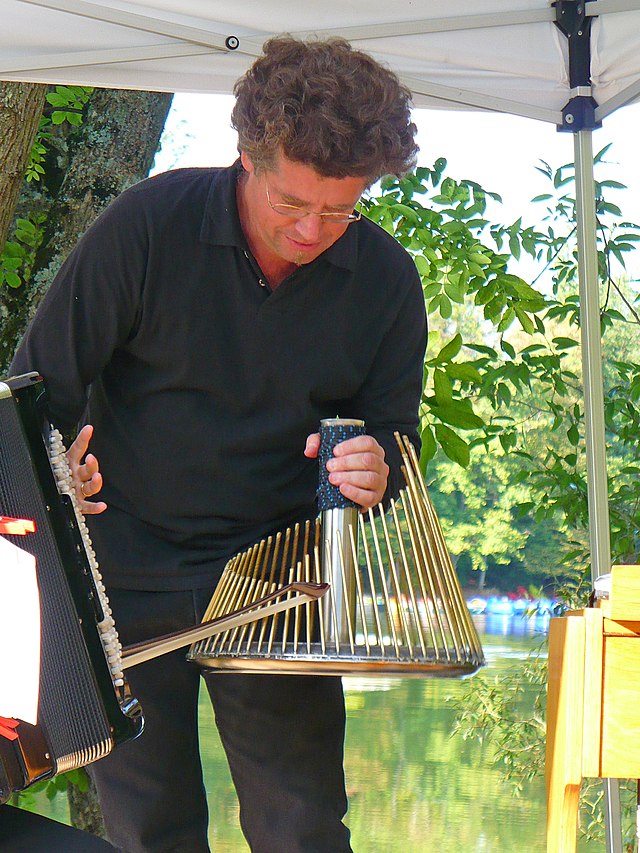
[{"x1": 11, "y1": 162, "x2": 427, "y2": 590}]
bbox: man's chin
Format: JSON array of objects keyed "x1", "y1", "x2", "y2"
[{"x1": 282, "y1": 237, "x2": 324, "y2": 265}]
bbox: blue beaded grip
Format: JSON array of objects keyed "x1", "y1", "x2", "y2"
[{"x1": 317, "y1": 418, "x2": 366, "y2": 511}]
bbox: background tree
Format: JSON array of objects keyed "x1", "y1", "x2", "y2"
[
  {"x1": 0, "y1": 86, "x2": 173, "y2": 371},
  {"x1": 0, "y1": 82, "x2": 47, "y2": 250}
]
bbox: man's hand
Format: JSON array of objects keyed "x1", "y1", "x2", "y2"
[
  {"x1": 304, "y1": 432, "x2": 389, "y2": 511},
  {"x1": 66, "y1": 424, "x2": 107, "y2": 515}
]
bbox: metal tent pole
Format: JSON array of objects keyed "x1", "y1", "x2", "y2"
[
  {"x1": 573, "y1": 127, "x2": 621, "y2": 853},
  {"x1": 573, "y1": 129, "x2": 611, "y2": 582}
]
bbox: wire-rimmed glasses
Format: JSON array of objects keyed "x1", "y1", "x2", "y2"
[{"x1": 265, "y1": 181, "x2": 362, "y2": 224}]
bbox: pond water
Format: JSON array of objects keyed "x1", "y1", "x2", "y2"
[
  {"x1": 32, "y1": 616, "x2": 601, "y2": 851},
  {"x1": 200, "y1": 614, "x2": 598, "y2": 852}
]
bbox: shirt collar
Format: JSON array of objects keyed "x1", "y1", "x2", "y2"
[{"x1": 200, "y1": 159, "x2": 358, "y2": 273}]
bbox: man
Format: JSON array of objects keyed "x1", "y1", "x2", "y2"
[{"x1": 11, "y1": 37, "x2": 426, "y2": 853}]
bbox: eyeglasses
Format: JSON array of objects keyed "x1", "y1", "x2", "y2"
[{"x1": 265, "y1": 181, "x2": 362, "y2": 224}]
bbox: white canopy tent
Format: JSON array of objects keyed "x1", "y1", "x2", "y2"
[
  {"x1": 2, "y1": 4, "x2": 640, "y2": 846},
  {"x1": 1, "y1": 0, "x2": 639, "y2": 124}
]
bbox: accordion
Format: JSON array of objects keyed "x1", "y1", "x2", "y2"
[{"x1": 0, "y1": 373, "x2": 143, "y2": 804}]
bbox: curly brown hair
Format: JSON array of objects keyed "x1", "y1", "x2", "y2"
[{"x1": 231, "y1": 37, "x2": 418, "y2": 184}]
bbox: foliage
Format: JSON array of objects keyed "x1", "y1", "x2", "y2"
[
  {"x1": 430, "y1": 448, "x2": 529, "y2": 575},
  {"x1": 16, "y1": 767, "x2": 89, "y2": 811},
  {"x1": 450, "y1": 645, "x2": 547, "y2": 796},
  {"x1": 451, "y1": 650, "x2": 638, "y2": 848},
  {"x1": 0, "y1": 85, "x2": 92, "y2": 290},
  {"x1": 0, "y1": 213, "x2": 47, "y2": 290},
  {"x1": 580, "y1": 780, "x2": 638, "y2": 852},
  {"x1": 365, "y1": 144, "x2": 640, "y2": 585},
  {"x1": 363, "y1": 163, "x2": 548, "y2": 470},
  {"x1": 25, "y1": 85, "x2": 93, "y2": 183}
]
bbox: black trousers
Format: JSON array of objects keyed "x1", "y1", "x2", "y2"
[
  {"x1": 0, "y1": 805, "x2": 117, "y2": 852},
  {"x1": 90, "y1": 587, "x2": 352, "y2": 853}
]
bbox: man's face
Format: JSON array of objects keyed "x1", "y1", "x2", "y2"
[{"x1": 240, "y1": 150, "x2": 367, "y2": 268}]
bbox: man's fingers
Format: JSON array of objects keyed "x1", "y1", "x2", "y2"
[
  {"x1": 64, "y1": 423, "x2": 107, "y2": 514},
  {"x1": 332, "y1": 434, "x2": 384, "y2": 459},
  {"x1": 333, "y1": 477, "x2": 385, "y2": 511},
  {"x1": 80, "y1": 471, "x2": 102, "y2": 497},
  {"x1": 80, "y1": 499, "x2": 108, "y2": 515},
  {"x1": 326, "y1": 451, "x2": 388, "y2": 475},
  {"x1": 304, "y1": 432, "x2": 321, "y2": 458},
  {"x1": 67, "y1": 424, "x2": 94, "y2": 464},
  {"x1": 329, "y1": 469, "x2": 381, "y2": 490}
]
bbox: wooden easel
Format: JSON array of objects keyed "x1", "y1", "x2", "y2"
[{"x1": 546, "y1": 564, "x2": 640, "y2": 851}]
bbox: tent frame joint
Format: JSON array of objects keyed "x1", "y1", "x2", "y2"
[
  {"x1": 559, "y1": 95, "x2": 602, "y2": 132},
  {"x1": 554, "y1": 0, "x2": 599, "y2": 131}
]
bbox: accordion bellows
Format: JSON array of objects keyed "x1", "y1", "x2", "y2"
[
  {"x1": 189, "y1": 433, "x2": 484, "y2": 677},
  {"x1": 0, "y1": 375, "x2": 142, "y2": 803}
]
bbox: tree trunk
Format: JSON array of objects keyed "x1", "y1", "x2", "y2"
[
  {"x1": 68, "y1": 773, "x2": 107, "y2": 838},
  {"x1": 0, "y1": 82, "x2": 47, "y2": 250},
  {"x1": 0, "y1": 87, "x2": 173, "y2": 373}
]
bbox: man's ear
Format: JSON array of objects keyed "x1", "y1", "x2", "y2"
[{"x1": 240, "y1": 151, "x2": 254, "y2": 174}]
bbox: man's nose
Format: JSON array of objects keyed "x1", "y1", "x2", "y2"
[{"x1": 293, "y1": 213, "x2": 323, "y2": 241}]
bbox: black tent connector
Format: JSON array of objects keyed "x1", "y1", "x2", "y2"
[{"x1": 554, "y1": 0, "x2": 602, "y2": 131}]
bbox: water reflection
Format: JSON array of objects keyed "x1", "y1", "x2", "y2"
[
  {"x1": 199, "y1": 624, "x2": 600, "y2": 852},
  {"x1": 475, "y1": 611, "x2": 551, "y2": 639},
  {"x1": 197, "y1": 629, "x2": 552, "y2": 852}
]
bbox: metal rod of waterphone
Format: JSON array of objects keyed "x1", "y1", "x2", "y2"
[
  {"x1": 121, "y1": 582, "x2": 328, "y2": 669},
  {"x1": 317, "y1": 418, "x2": 365, "y2": 646}
]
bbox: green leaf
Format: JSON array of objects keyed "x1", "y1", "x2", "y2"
[
  {"x1": 390, "y1": 203, "x2": 420, "y2": 224},
  {"x1": 438, "y1": 294, "x2": 452, "y2": 319},
  {"x1": 1, "y1": 257, "x2": 21, "y2": 272},
  {"x1": 414, "y1": 255, "x2": 430, "y2": 277},
  {"x1": 423, "y1": 281, "x2": 441, "y2": 299},
  {"x1": 466, "y1": 343, "x2": 498, "y2": 358},
  {"x1": 444, "y1": 279, "x2": 466, "y2": 304},
  {"x1": 475, "y1": 283, "x2": 497, "y2": 306},
  {"x1": 435, "y1": 333, "x2": 463, "y2": 363},
  {"x1": 598, "y1": 179, "x2": 626, "y2": 190},
  {"x1": 599, "y1": 201, "x2": 622, "y2": 216},
  {"x1": 467, "y1": 252, "x2": 492, "y2": 265},
  {"x1": 497, "y1": 306, "x2": 516, "y2": 333},
  {"x1": 431, "y1": 401, "x2": 484, "y2": 430},
  {"x1": 514, "y1": 307, "x2": 535, "y2": 335},
  {"x1": 446, "y1": 362, "x2": 482, "y2": 384},
  {"x1": 500, "y1": 339, "x2": 516, "y2": 359},
  {"x1": 552, "y1": 337, "x2": 579, "y2": 350},
  {"x1": 435, "y1": 423, "x2": 470, "y2": 467},
  {"x1": 497, "y1": 383, "x2": 512, "y2": 407},
  {"x1": 433, "y1": 368, "x2": 453, "y2": 403},
  {"x1": 419, "y1": 425, "x2": 437, "y2": 469}
]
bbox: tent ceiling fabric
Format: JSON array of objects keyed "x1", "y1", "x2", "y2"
[{"x1": 1, "y1": 0, "x2": 640, "y2": 125}]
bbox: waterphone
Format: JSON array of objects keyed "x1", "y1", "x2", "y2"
[{"x1": 188, "y1": 419, "x2": 485, "y2": 677}]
